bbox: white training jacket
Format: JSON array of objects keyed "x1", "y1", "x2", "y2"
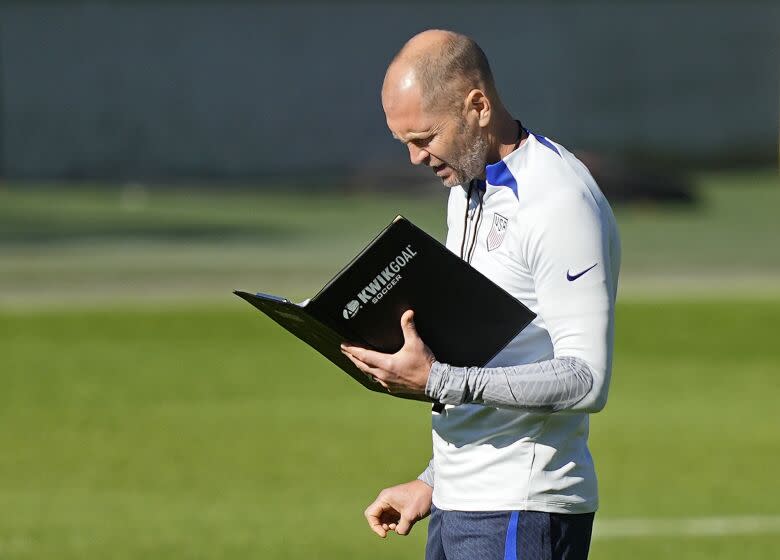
[{"x1": 419, "y1": 130, "x2": 621, "y2": 513}]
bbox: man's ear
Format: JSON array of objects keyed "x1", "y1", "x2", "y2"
[{"x1": 464, "y1": 89, "x2": 491, "y2": 127}]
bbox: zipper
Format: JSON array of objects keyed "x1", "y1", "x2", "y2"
[{"x1": 460, "y1": 180, "x2": 484, "y2": 264}]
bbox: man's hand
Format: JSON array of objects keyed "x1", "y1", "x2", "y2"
[
  {"x1": 364, "y1": 479, "x2": 433, "y2": 538},
  {"x1": 341, "y1": 310, "x2": 435, "y2": 396}
]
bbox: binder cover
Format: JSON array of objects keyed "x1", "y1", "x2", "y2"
[{"x1": 235, "y1": 216, "x2": 536, "y2": 402}]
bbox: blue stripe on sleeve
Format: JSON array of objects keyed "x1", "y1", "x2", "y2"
[{"x1": 532, "y1": 132, "x2": 561, "y2": 157}]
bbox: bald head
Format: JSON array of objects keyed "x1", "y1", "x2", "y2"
[
  {"x1": 383, "y1": 30, "x2": 496, "y2": 116},
  {"x1": 382, "y1": 30, "x2": 518, "y2": 188}
]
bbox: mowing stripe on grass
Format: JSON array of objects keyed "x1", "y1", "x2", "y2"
[{"x1": 594, "y1": 515, "x2": 780, "y2": 539}]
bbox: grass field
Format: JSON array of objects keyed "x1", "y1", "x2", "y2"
[
  {"x1": 1, "y1": 303, "x2": 778, "y2": 559},
  {"x1": 1, "y1": 170, "x2": 779, "y2": 558}
]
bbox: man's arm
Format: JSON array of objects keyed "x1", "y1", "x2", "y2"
[
  {"x1": 425, "y1": 356, "x2": 595, "y2": 412},
  {"x1": 428, "y1": 188, "x2": 619, "y2": 414}
]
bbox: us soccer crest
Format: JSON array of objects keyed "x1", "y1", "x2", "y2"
[{"x1": 486, "y1": 213, "x2": 509, "y2": 251}]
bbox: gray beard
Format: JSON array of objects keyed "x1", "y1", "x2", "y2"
[{"x1": 443, "y1": 132, "x2": 489, "y2": 187}]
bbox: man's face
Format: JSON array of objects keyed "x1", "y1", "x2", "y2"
[{"x1": 383, "y1": 84, "x2": 487, "y2": 188}]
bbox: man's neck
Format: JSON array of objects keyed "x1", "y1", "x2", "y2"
[
  {"x1": 474, "y1": 114, "x2": 526, "y2": 182},
  {"x1": 497, "y1": 116, "x2": 526, "y2": 161}
]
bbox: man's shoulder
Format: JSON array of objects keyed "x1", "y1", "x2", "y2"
[
  {"x1": 512, "y1": 170, "x2": 602, "y2": 243},
  {"x1": 514, "y1": 166, "x2": 583, "y2": 209},
  {"x1": 511, "y1": 139, "x2": 596, "y2": 209}
]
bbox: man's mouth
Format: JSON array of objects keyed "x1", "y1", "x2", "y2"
[{"x1": 433, "y1": 164, "x2": 447, "y2": 176}]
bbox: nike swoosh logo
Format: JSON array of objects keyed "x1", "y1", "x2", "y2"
[{"x1": 567, "y1": 263, "x2": 598, "y2": 281}]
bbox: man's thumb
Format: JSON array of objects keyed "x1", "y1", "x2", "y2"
[
  {"x1": 401, "y1": 310, "x2": 417, "y2": 341},
  {"x1": 395, "y1": 515, "x2": 414, "y2": 536}
]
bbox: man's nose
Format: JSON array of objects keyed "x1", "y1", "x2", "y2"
[{"x1": 407, "y1": 143, "x2": 429, "y2": 166}]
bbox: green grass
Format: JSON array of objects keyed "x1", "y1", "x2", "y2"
[
  {"x1": 1, "y1": 170, "x2": 778, "y2": 557},
  {"x1": 1, "y1": 301, "x2": 778, "y2": 559},
  {"x1": 0, "y1": 169, "x2": 778, "y2": 305}
]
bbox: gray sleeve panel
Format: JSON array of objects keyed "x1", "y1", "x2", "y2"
[
  {"x1": 425, "y1": 357, "x2": 594, "y2": 412},
  {"x1": 417, "y1": 457, "x2": 434, "y2": 487}
]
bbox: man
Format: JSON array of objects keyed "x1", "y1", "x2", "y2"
[{"x1": 341, "y1": 29, "x2": 620, "y2": 560}]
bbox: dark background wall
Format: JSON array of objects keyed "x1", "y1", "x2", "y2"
[{"x1": 0, "y1": 1, "x2": 778, "y2": 181}]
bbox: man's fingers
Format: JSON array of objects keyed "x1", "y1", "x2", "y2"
[
  {"x1": 364, "y1": 500, "x2": 384, "y2": 522},
  {"x1": 363, "y1": 491, "x2": 420, "y2": 539},
  {"x1": 342, "y1": 352, "x2": 392, "y2": 389},
  {"x1": 400, "y1": 309, "x2": 419, "y2": 343},
  {"x1": 370, "y1": 524, "x2": 387, "y2": 538},
  {"x1": 364, "y1": 502, "x2": 389, "y2": 538},
  {"x1": 365, "y1": 497, "x2": 406, "y2": 538},
  {"x1": 342, "y1": 352, "x2": 391, "y2": 388},
  {"x1": 341, "y1": 344, "x2": 391, "y2": 370},
  {"x1": 368, "y1": 520, "x2": 387, "y2": 538},
  {"x1": 342, "y1": 351, "x2": 380, "y2": 375},
  {"x1": 395, "y1": 515, "x2": 414, "y2": 536}
]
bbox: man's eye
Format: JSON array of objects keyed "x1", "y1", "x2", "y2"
[{"x1": 413, "y1": 137, "x2": 431, "y2": 147}]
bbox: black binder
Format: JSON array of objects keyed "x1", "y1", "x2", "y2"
[{"x1": 234, "y1": 216, "x2": 536, "y2": 402}]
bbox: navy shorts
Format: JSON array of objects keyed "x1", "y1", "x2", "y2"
[{"x1": 425, "y1": 506, "x2": 594, "y2": 560}]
